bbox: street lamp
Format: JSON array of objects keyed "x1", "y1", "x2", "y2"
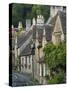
[{"x1": 31, "y1": 41, "x2": 35, "y2": 79}]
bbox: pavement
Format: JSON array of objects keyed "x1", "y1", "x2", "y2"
[{"x1": 12, "y1": 71, "x2": 39, "y2": 87}]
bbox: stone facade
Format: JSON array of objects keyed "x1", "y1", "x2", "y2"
[
  {"x1": 52, "y1": 15, "x2": 62, "y2": 45},
  {"x1": 20, "y1": 55, "x2": 32, "y2": 73}
]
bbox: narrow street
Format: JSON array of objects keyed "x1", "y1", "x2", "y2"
[{"x1": 12, "y1": 71, "x2": 39, "y2": 86}]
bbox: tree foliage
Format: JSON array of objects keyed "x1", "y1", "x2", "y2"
[
  {"x1": 43, "y1": 42, "x2": 66, "y2": 70},
  {"x1": 43, "y1": 42, "x2": 66, "y2": 84},
  {"x1": 48, "y1": 71, "x2": 65, "y2": 84},
  {"x1": 12, "y1": 4, "x2": 32, "y2": 27},
  {"x1": 12, "y1": 3, "x2": 50, "y2": 27}
]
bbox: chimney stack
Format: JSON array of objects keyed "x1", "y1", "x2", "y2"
[
  {"x1": 32, "y1": 18, "x2": 36, "y2": 25},
  {"x1": 26, "y1": 19, "x2": 31, "y2": 31}
]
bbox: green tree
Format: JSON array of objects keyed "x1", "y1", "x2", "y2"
[
  {"x1": 43, "y1": 42, "x2": 66, "y2": 84},
  {"x1": 12, "y1": 4, "x2": 50, "y2": 27},
  {"x1": 12, "y1": 3, "x2": 32, "y2": 27},
  {"x1": 32, "y1": 5, "x2": 50, "y2": 22},
  {"x1": 48, "y1": 71, "x2": 65, "y2": 84}
]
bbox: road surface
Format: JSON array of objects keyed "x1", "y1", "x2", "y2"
[{"x1": 12, "y1": 71, "x2": 39, "y2": 86}]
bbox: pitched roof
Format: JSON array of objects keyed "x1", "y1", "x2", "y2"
[
  {"x1": 20, "y1": 43, "x2": 32, "y2": 56},
  {"x1": 45, "y1": 25, "x2": 53, "y2": 42},
  {"x1": 32, "y1": 24, "x2": 53, "y2": 42},
  {"x1": 17, "y1": 30, "x2": 33, "y2": 48},
  {"x1": 49, "y1": 14, "x2": 57, "y2": 26},
  {"x1": 48, "y1": 11, "x2": 66, "y2": 36}
]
